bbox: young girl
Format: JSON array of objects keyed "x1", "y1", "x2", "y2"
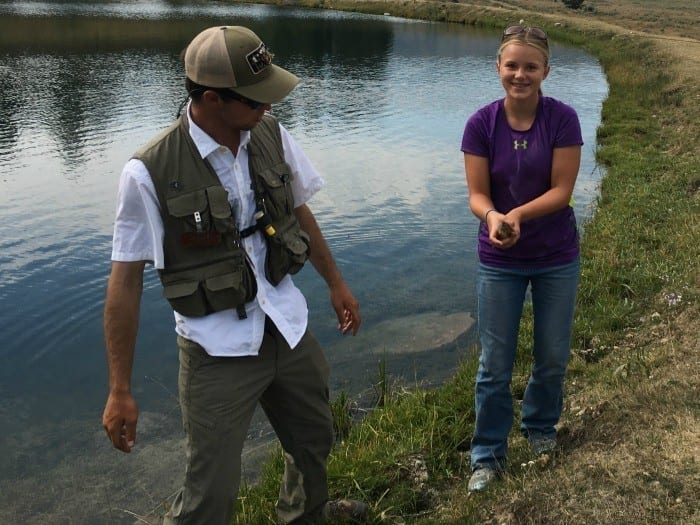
[{"x1": 461, "y1": 25, "x2": 583, "y2": 492}]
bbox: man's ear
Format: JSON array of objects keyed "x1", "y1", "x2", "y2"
[{"x1": 201, "y1": 90, "x2": 221, "y2": 104}]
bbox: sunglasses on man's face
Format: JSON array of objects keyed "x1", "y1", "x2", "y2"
[
  {"x1": 502, "y1": 25, "x2": 548, "y2": 42},
  {"x1": 218, "y1": 89, "x2": 267, "y2": 110}
]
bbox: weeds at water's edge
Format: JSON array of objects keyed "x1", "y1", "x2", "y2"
[{"x1": 224, "y1": 2, "x2": 699, "y2": 524}]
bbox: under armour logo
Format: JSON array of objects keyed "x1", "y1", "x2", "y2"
[{"x1": 514, "y1": 140, "x2": 528, "y2": 150}]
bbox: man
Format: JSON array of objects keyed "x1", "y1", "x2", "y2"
[{"x1": 102, "y1": 25, "x2": 368, "y2": 525}]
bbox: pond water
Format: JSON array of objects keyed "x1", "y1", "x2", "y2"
[{"x1": 0, "y1": 1, "x2": 607, "y2": 523}]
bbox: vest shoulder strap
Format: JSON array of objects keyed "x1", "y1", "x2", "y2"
[
  {"x1": 248, "y1": 114, "x2": 284, "y2": 166},
  {"x1": 134, "y1": 116, "x2": 219, "y2": 206}
]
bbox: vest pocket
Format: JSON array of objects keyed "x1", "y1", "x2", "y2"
[
  {"x1": 206, "y1": 186, "x2": 237, "y2": 235},
  {"x1": 166, "y1": 188, "x2": 240, "y2": 248},
  {"x1": 160, "y1": 257, "x2": 258, "y2": 317},
  {"x1": 265, "y1": 227, "x2": 310, "y2": 286},
  {"x1": 204, "y1": 270, "x2": 249, "y2": 312},
  {"x1": 167, "y1": 189, "x2": 210, "y2": 232},
  {"x1": 162, "y1": 279, "x2": 208, "y2": 317},
  {"x1": 257, "y1": 162, "x2": 295, "y2": 216}
]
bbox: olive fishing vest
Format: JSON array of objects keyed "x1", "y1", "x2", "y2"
[{"x1": 133, "y1": 114, "x2": 310, "y2": 318}]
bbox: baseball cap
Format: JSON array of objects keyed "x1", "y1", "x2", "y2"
[{"x1": 184, "y1": 26, "x2": 299, "y2": 104}]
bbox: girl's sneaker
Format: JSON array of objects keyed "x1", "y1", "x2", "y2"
[{"x1": 468, "y1": 467, "x2": 499, "y2": 492}]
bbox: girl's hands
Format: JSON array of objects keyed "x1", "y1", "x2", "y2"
[{"x1": 486, "y1": 210, "x2": 521, "y2": 249}]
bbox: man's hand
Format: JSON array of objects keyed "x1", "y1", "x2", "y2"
[
  {"x1": 330, "y1": 282, "x2": 361, "y2": 336},
  {"x1": 294, "y1": 204, "x2": 361, "y2": 335},
  {"x1": 103, "y1": 391, "x2": 138, "y2": 453}
]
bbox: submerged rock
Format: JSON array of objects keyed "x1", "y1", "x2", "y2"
[{"x1": 330, "y1": 311, "x2": 474, "y2": 356}]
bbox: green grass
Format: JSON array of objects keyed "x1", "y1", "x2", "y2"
[{"x1": 233, "y1": 357, "x2": 481, "y2": 524}]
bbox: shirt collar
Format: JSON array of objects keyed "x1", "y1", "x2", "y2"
[{"x1": 186, "y1": 102, "x2": 252, "y2": 158}]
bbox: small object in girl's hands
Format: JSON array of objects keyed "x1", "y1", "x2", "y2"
[{"x1": 496, "y1": 221, "x2": 513, "y2": 240}]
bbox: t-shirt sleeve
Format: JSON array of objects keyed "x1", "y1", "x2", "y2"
[
  {"x1": 279, "y1": 123, "x2": 325, "y2": 207},
  {"x1": 111, "y1": 158, "x2": 165, "y2": 268},
  {"x1": 461, "y1": 109, "x2": 490, "y2": 157},
  {"x1": 554, "y1": 103, "x2": 584, "y2": 148}
]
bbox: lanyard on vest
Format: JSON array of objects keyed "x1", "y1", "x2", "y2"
[{"x1": 238, "y1": 173, "x2": 277, "y2": 239}]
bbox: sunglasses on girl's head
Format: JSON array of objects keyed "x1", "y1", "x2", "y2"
[{"x1": 502, "y1": 25, "x2": 548, "y2": 42}]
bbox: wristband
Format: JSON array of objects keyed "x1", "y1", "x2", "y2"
[{"x1": 484, "y1": 208, "x2": 497, "y2": 222}]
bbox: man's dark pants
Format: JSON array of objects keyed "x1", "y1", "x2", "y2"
[{"x1": 164, "y1": 318, "x2": 334, "y2": 525}]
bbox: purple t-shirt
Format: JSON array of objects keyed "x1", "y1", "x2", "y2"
[{"x1": 461, "y1": 96, "x2": 583, "y2": 268}]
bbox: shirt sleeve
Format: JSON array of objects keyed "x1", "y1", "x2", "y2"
[
  {"x1": 111, "y1": 158, "x2": 166, "y2": 268},
  {"x1": 279, "y1": 123, "x2": 325, "y2": 207},
  {"x1": 554, "y1": 103, "x2": 584, "y2": 148},
  {"x1": 461, "y1": 109, "x2": 490, "y2": 157}
]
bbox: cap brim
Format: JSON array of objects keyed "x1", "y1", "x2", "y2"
[{"x1": 231, "y1": 65, "x2": 299, "y2": 104}]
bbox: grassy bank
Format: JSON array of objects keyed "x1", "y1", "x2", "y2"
[{"x1": 223, "y1": 1, "x2": 699, "y2": 524}]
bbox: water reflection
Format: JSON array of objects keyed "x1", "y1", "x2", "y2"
[{"x1": 0, "y1": 2, "x2": 607, "y2": 523}]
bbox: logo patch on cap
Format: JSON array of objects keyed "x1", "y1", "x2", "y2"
[{"x1": 246, "y1": 43, "x2": 273, "y2": 74}]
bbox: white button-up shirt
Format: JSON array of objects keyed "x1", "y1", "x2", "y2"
[{"x1": 111, "y1": 108, "x2": 324, "y2": 356}]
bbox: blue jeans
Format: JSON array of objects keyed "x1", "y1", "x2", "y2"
[{"x1": 470, "y1": 257, "x2": 580, "y2": 470}]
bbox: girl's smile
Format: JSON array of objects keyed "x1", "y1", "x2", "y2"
[{"x1": 497, "y1": 42, "x2": 550, "y2": 103}]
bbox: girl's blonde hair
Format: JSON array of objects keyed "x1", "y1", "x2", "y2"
[{"x1": 497, "y1": 34, "x2": 550, "y2": 66}]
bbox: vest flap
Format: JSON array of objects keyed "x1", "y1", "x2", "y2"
[
  {"x1": 206, "y1": 186, "x2": 231, "y2": 219},
  {"x1": 285, "y1": 234, "x2": 309, "y2": 255},
  {"x1": 257, "y1": 162, "x2": 292, "y2": 188},
  {"x1": 205, "y1": 272, "x2": 241, "y2": 292},
  {"x1": 167, "y1": 190, "x2": 207, "y2": 218},
  {"x1": 162, "y1": 280, "x2": 199, "y2": 299}
]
